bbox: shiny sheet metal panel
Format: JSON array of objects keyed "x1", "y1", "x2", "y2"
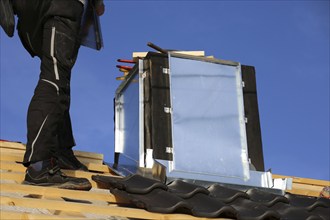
[
  {"x1": 114, "y1": 71, "x2": 140, "y2": 168},
  {"x1": 168, "y1": 55, "x2": 250, "y2": 180}
]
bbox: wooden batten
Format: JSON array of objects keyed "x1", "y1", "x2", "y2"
[
  {"x1": 273, "y1": 174, "x2": 330, "y2": 197},
  {"x1": 133, "y1": 51, "x2": 206, "y2": 59},
  {"x1": 1, "y1": 141, "x2": 328, "y2": 219},
  {"x1": 0, "y1": 141, "x2": 228, "y2": 220}
]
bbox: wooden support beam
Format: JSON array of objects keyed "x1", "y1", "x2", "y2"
[
  {"x1": 133, "y1": 51, "x2": 206, "y2": 60},
  {"x1": 0, "y1": 210, "x2": 87, "y2": 220},
  {"x1": 0, "y1": 152, "x2": 23, "y2": 162},
  {"x1": 0, "y1": 158, "x2": 116, "y2": 190},
  {"x1": 0, "y1": 171, "x2": 25, "y2": 183},
  {"x1": 0, "y1": 147, "x2": 25, "y2": 155},
  {"x1": 0, "y1": 170, "x2": 118, "y2": 189},
  {"x1": 0, "y1": 160, "x2": 111, "y2": 174},
  {"x1": 273, "y1": 174, "x2": 329, "y2": 197},
  {"x1": 0, "y1": 196, "x2": 226, "y2": 220},
  {"x1": 0, "y1": 158, "x2": 108, "y2": 175},
  {"x1": 0, "y1": 141, "x2": 26, "y2": 150},
  {"x1": 288, "y1": 183, "x2": 325, "y2": 197},
  {"x1": 273, "y1": 174, "x2": 330, "y2": 187},
  {"x1": 0, "y1": 141, "x2": 105, "y2": 163},
  {"x1": 0, "y1": 183, "x2": 117, "y2": 203},
  {"x1": 0, "y1": 151, "x2": 104, "y2": 165},
  {"x1": 74, "y1": 157, "x2": 103, "y2": 165},
  {"x1": 86, "y1": 163, "x2": 111, "y2": 173},
  {"x1": 62, "y1": 170, "x2": 117, "y2": 181},
  {"x1": 73, "y1": 150, "x2": 104, "y2": 161},
  {"x1": 0, "y1": 161, "x2": 25, "y2": 172}
]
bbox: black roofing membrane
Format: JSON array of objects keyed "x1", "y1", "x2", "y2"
[{"x1": 92, "y1": 174, "x2": 330, "y2": 220}]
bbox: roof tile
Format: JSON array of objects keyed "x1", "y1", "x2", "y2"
[
  {"x1": 93, "y1": 174, "x2": 330, "y2": 219},
  {"x1": 167, "y1": 179, "x2": 210, "y2": 198}
]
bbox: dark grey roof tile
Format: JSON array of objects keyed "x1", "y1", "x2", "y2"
[
  {"x1": 272, "y1": 202, "x2": 321, "y2": 220},
  {"x1": 310, "y1": 206, "x2": 330, "y2": 220},
  {"x1": 92, "y1": 174, "x2": 330, "y2": 219},
  {"x1": 92, "y1": 174, "x2": 167, "y2": 194},
  {"x1": 110, "y1": 188, "x2": 192, "y2": 214},
  {"x1": 285, "y1": 193, "x2": 319, "y2": 207},
  {"x1": 236, "y1": 209, "x2": 281, "y2": 220},
  {"x1": 208, "y1": 183, "x2": 250, "y2": 203},
  {"x1": 306, "y1": 215, "x2": 326, "y2": 220},
  {"x1": 186, "y1": 192, "x2": 237, "y2": 218},
  {"x1": 229, "y1": 197, "x2": 281, "y2": 220},
  {"x1": 167, "y1": 180, "x2": 209, "y2": 199},
  {"x1": 246, "y1": 188, "x2": 289, "y2": 207},
  {"x1": 318, "y1": 197, "x2": 330, "y2": 208}
]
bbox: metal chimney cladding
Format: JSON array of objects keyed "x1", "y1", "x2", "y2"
[{"x1": 113, "y1": 52, "x2": 269, "y2": 188}]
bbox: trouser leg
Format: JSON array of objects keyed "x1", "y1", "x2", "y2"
[
  {"x1": 57, "y1": 110, "x2": 76, "y2": 150},
  {"x1": 23, "y1": 16, "x2": 82, "y2": 165}
]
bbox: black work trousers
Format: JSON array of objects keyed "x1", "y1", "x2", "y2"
[{"x1": 13, "y1": 0, "x2": 84, "y2": 166}]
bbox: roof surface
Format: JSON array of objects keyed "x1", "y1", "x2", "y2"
[
  {"x1": 93, "y1": 174, "x2": 330, "y2": 220},
  {"x1": 1, "y1": 140, "x2": 329, "y2": 220}
]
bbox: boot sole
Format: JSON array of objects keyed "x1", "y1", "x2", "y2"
[{"x1": 23, "y1": 180, "x2": 92, "y2": 191}]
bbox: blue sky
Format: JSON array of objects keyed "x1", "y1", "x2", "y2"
[{"x1": 1, "y1": 0, "x2": 329, "y2": 181}]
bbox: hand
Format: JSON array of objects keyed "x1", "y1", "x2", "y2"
[{"x1": 95, "y1": 1, "x2": 105, "y2": 16}]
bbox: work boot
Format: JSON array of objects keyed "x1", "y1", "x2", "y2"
[
  {"x1": 57, "y1": 148, "x2": 88, "y2": 171},
  {"x1": 23, "y1": 158, "x2": 92, "y2": 191}
]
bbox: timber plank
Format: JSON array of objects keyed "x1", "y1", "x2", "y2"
[
  {"x1": 132, "y1": 51, "x2": 205, "y2": 59},
  {"x1": 0, "y1": 196, "x2": 227, "y2": 220},
  {"x1": 289, "y1": 183, "x2": 325, "y2": 197},
  {"x1": 87, "y1": 163, "x2": 111, "y2": 173},
  {"x1": 0, "y1": 147, "x2": 25, "y2": 155},
  {"x1": 63, "y1": 170, "x2": 117, "y2": 180},
  {"x1": 0, "y1": 160, "x2": 111, "y2": 174},
  {"x1": 0, "y1": 152, "x2": 23, "y2": 162},
  {"x1": 0, "y1": 170, "x2": 114, "y2": 188},
  {"x1": 74, "y1": 150, "x2": 103, "y2": 160},
  {"x1": 76, "y1": 157, "x2": 103, "y2": 165},
  {"x1": 287, "y1": 188, "x2": 319, "y2": 197},
  {"x1": 0, "y1": 151, "x2": 103, "y2": 165},
  {"x1": 273, "y1": 174, "x2": 330, "y2": 187},
  {"x1": 0, "y1": 141, "x2": 26, "y2": 150},
  {"x1": 0, "y1": 161, "x2": 25, "y2": 172},
  {"x1": 0, "y1": 210, "x2": 87, "y2": 220},
  {"x1": 0, "y1": 141, "x2": 104, "y2": 162},
  {"x1": 0, "y1": 183, "x2": 116, "y2": 203},
  {"x1": 0, "y1": 152, "x2": 104, "y2": 170},
  {"x1": 0, "y1": 171, "x2": 24, "y2": 182}
]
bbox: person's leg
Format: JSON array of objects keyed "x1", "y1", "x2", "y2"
[
  {"x1": 56, "y1": 111, "x2": 88, "y2": 171},
  {"x1": 58, "y1": 111, "x2": 76, "y2": 149},
  {"x1": 17, "y1": 0, "x2": 90, "y2": 190},
  {"x1": 23, "y1": 14, "x2": 82, "y2": 165},
  {"x1": 50, "y1": 16, "x2": 88, "y2": 171}
]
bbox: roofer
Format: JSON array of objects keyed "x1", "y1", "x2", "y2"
[{"x1": 0, "y1": 0, "x2": 105, "y2": 190}]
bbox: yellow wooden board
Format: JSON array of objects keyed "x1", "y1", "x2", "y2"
[
  {"x1": 0, "y1": 210, "x2": 87, "y2": 220},
  {"x1": 0, "y1": 196, "x2": 229, "y2": 220},
  {"x1": 1, "y1": 140, "x2": 328, "y2": 220},
  {"x1": 0, "y1": 141, "x2": 26, "y2": 150},
  {"x1": 273, "y1": 174, "x2": 330, "y2": 187},
  {"x1": 0, "y1": 183, "x2": 117, "y2": 204},
  {"x1": 132, "y1": 51, "x2": 206, "y2": 59},
  {"x1": 0, "y1": 141, "x2": 104, "y2": 162}
]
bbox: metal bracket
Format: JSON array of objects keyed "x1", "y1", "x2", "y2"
[
  {"x1": 164, "y1": 107, "x2": 172, "y2": 114},
  {"x1": 163, "y1": 68, "x2": 170, "y2": 75},
  {"x1": 140, "y1": 71, "x2": 147, "y2": 78},
  {"x1": 166, "y1": 147, "x2": 173, "y2": 154}
]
